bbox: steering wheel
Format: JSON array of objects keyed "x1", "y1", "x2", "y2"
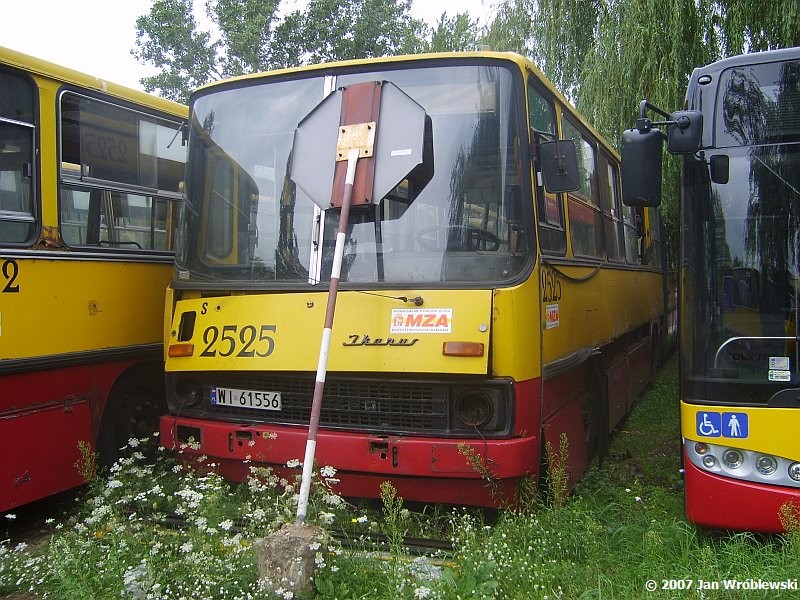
[{"x1": 415, "y1": 225, "x2": 500, "y2": 252}]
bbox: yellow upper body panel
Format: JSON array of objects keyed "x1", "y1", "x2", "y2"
[
  {"x1": 681, "y1": 400, "x2": 800, "y2": 461},
  {"x1": 167, "y1": 289, "x2": 493, "y2": 375}
]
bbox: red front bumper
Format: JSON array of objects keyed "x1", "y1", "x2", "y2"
[
  {"x1": 160, "y1": 415, "x2": 539, "y2": 506},
  {"x1": 684, "y1": 449, "x2": 800, "y2": 533}
]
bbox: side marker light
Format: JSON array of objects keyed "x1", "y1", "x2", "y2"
[
  {"x1": 168, "y1": 343, "x2": 195, "y2": 358},
  {"x1": 442, "y1": 342, "x2": 484, "y2": 357}
]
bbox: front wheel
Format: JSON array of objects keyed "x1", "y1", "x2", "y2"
[{"x1": 97, "y1": 365, "x2": 166, "y2": 469}]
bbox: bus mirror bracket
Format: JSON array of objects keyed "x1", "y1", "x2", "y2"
[
  {"x1": 539, "y1": 139, "x2": 580, "y2": 193},
  {"x1": 666, "y1": 110, "x2": 703, "y2": 155}
]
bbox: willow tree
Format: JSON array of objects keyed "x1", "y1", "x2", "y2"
[{"x1": 485, "y1": 0, "x2": 800, "y2": 251}]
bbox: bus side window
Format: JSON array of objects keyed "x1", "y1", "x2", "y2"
[
  {"x1": 561, "y1": 115, "x2": 603, "y2": 259},
  {"x1": 622, "y1": 203, "x2": 640, "y2": 265},
  {"x1": 58, "y1": 92, "x2": 184, "y2": 253},
  {"x1": 527, "y1": 79, "x2": 565, "y2": 255},
  {"x1": 599, "y1": 153, "x2": 624, "y2": 262},
  {"x1": 0, "y1": 71, "x2": 36, "y2": 244}
]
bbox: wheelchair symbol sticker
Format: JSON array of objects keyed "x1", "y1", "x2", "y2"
[
  {"x1": 696, "y1": 411, "x2": 749, "y2": 438},
  {"x1": 696, "y1": 412, "x2": 721, "y2": 437}
]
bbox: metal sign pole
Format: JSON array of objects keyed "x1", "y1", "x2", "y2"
[{"x1": 296, "y1": 147, "x2": 360, "y2": 524}]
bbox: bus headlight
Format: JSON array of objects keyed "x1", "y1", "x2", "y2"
[
  {"x1": 722, "y1": 449, "x2": 743, "y2": 469},
  {"x1": 702, "y1": 455, "x2": 717, "y2": 468},
  {"x1": 455, "y1": 390, "x2": 495, "y2": 427},
  {"x1": 175, "y1": 377, "x2": 203, "y2": 407},
  {"x1": 755, "y1": 455, "x2": 778, "y2": 476},
  {"x1": 788, "y1": 462, "x2": 800, "y2": 482}
]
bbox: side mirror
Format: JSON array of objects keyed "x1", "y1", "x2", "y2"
[
  {"x1": 539, "y1": 139, "x2": 580, "y2": 193},
  {"x1": 621, "y1": 127, "x2": 663, "y2": 207},
  {"x1": 666, "y1": 110, "x2": 702, "y2": 154},
  {"x1": 710, "y1": 154, "x2": 729, "y2": 184}
]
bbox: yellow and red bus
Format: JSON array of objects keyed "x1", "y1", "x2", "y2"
[
  {"x1": 0, "y1": 47, "x2": 186, "y2": 513},
  {"x1": 622, "y1": 48, "x2": 800, "y2": 531},
  {"x1": 161, "y1": 51, "x2": 674, "y2": 506}
]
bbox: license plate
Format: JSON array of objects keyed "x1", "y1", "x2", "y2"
[{"x1": 211, "y1": 386, "x2": 282, "y2": 411}]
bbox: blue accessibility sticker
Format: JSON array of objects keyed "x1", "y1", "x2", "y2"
[
  {"x1": 696, "y1": 411, "x2": 721, "y2": 437},
  {"x1": 696, "y1": 411, "x2": 749, "y2": 438},
  {"x1": 721, "y1": 412, "x2": 748, "y2": 438}
]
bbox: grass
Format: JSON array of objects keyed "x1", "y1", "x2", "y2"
[{"x1": 2, "y1": 355, "x2": 799, "y2": 599}]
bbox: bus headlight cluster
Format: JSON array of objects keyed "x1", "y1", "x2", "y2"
[
  {"x1": 722, "y1": 449, "x2": 743, "y2": 469},
  {"x1": 449, "y1": 384, "x2": 511, "y2": 435},
  {"x1": 685, "y1": 440, "x2": 800, "y2": 488},
  {"x1": 755, "y1": 455, "x2": 778, "y2": 476}
]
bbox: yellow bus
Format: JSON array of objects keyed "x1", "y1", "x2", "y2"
[
  {"x1": 623, "y1": 47, "x2": 800, "y2": 532},
  {"x1": 0, "y1": 47, "x2": 186, "y2": 512},
  {"x1": 161, "y1": 51, "x2": 673, "y2": 506}
]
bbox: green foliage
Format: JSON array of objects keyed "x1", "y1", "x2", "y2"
[
  {"x1": 427, "y1": 12, "x2": 482, "y2": 53},
  {"x1": 543, "y1": 433, "x2": 570, "y2": 509},
  {"x1": 132, "y1": 0, "x2": 453, "y2": 102},
  {"x1": 132, "y1": 0, "x2": 221, "y2": 102},
  {"x1": 488, "y1": 0, "x2": 800, "y2": 249}
]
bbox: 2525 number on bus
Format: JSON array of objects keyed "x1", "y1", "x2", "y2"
[{"x1": 200, "y1": 324, "x2": 277, "y2": 357}]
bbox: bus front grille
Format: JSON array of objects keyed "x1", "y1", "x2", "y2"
[{"x1": 196, "y1": 373, "x2": 449, "y2": 434}]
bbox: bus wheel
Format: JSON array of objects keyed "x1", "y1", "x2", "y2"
[
  {"x1": 582, "y1": 364, "x2": 609, "y2": 463},
  {"x1": 97, "y1": 367, "x2": 167, "y2": 470}
]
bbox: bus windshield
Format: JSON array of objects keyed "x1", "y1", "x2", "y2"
[
  {"x1": 177, "y1": 63, "x2": 529, "y2": 286},
  {"x1": 682, "y1": 59, "x2": 800, "y2": 404}
]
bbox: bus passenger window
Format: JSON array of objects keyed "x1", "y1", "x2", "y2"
[
  {"x1": 527, "y1": 80, "x2": 565, "y2": 255},
  {"x1": 600, "y1": 154, "x2": 624, "y2": 262},
  {"x1": 0, "y1": 72, "x2": 36, "y2": 244},
  {"x1": 58, "y1": 91, "x2": 185, "y2": 253},
  {"x1": 562, "y1": 115, "x2": 603, "y2": 258}
]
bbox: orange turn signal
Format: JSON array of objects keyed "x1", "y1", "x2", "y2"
[
  {"x1": 168, "y1": 343, "x2": 195, "y2": 357},
  {"x1": 442, "y1": 341, "x2": 484, "y2": 357}
]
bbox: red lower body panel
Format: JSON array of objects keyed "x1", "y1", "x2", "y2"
[
  {"x1": 684, "y1": 449, "x2": 800, "y2": 533},
  {"x1": 160, "y1": 416, "x2": 539, "y2": 507},
  {"x1": 1, "y1": 361, "x2": 136, "y2": 513}
]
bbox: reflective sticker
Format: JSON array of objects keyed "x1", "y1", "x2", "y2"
[
  {"x1": 390, "y1": 308, "x2": 452, "y2": 334},
  {"x1": 545, "y1": 304, "x2": 560, "y2": 329},
  {"x1": 769, "y1": 356, "x2": 790, "y2": 370},
  {"x1": 769, "y1": 370, "x2": 792, "y2": 382}
]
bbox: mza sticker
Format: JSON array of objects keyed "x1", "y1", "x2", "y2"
[
  {"x1": 545, "y1": 304, "x2": 560, "y2": 329},
  {"x1": 696, "y1": 411, "x2": 749, "y2": 438},
  {"x1": 391, "y1": 308, "x2": 452, "y2": 334}
]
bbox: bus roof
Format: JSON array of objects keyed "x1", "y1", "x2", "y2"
[
  {"x1": 692, "y1": 47, "x2": 800, "y2": 79},
  {"x1": 0, "y1": 45, "x2": 186, "y2": 117}
]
